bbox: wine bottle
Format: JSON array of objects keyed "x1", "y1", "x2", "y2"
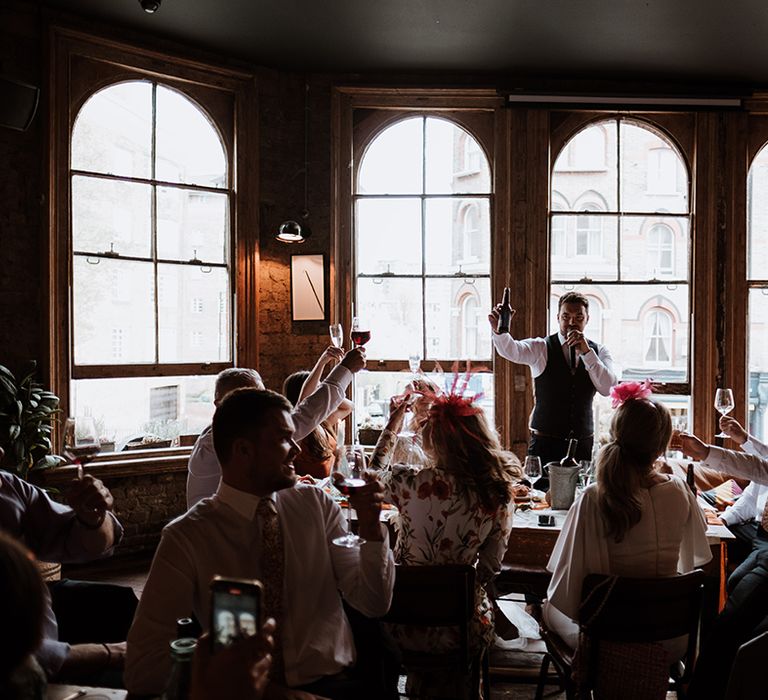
[
  {"x1": 497, "y1": 287, "x2": 512, "y2": 334},
  {"x1": 560, "y1": 438, "x2": 579, "y2": 468},
  {"x1": 686, "y1": 463, "x2": 697, "y2": 495}
]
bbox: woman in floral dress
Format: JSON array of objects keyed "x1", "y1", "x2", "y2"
[{"x1": 370, "y1": 379, "x2": 521, "y2": 696}]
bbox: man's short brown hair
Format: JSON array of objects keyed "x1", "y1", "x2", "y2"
[
  {"x1": 558, "y1": 291, "x2": 590, "y2": 312},
  {"x1": 214, "y1": 368, "x2": 264, "y2": 403},
  {"x1": 212, "y1": 388, "x2": 291, "y2": 465}
]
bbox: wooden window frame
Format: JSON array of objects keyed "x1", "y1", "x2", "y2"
[{"x1": 47, "y1": 27, "x2": 259, "y2": 462}]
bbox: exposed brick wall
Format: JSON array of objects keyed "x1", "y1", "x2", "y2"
[{"x1": 0, "y1": 2, "x2": 46, "y2": 378}]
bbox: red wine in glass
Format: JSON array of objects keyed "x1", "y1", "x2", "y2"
[{"x1": 351, "y1": 330, "x2": 371, "y2": 347}]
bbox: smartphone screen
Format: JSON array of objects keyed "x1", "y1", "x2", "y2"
[{"x1": 210, "y1": 576, "x2": 262, "y2": 653}]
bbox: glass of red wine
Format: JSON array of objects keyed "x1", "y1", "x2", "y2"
[
  {"x1": 63, "y1": 416, "x2": 101, "y2": 476},
  {"x1": 332, "y1": 444, "x2": 367, "y2": 548},
  {"x1": 350, "y1": 316, "x2": 371, "y2": 348}
]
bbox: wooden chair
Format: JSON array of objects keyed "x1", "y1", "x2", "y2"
[
  {"x1": 535, "y1": 569, "x2": 705, "y2": 700},
  {"x1": 381, "y1": 564, "x2": 489, "y2": 700}
]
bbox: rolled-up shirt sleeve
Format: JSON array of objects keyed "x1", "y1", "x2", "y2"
[
  {"x1": 580, "y1": 344, "x2": 617, "y2": 396},
  {"x1": 491, "y1": 334, "x2": 548, "y2": 377},
  {"x1": 292, "y1": 364, "x2": 353, "y2": 441}
]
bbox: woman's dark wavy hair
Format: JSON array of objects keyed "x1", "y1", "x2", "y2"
[
  {"x1": 596, "y1": 398, "x2": 672, "y2": 542},
  {"x1": 282, "y1": 371, "x2": 334, "y2": 461}
]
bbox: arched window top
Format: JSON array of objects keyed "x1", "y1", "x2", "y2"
[
  {"x1": 356, "y1": 116, "x2": 490, "y2": 196},
  {"x1": 552, "y1": 117, "x2": 689, "y2": 215},
  {"x1": 747, "y1": 143, "x2": 768, "y2": 280},
  {"x1": 72, "y1": 81, "x2": 227, "y2": 188}
]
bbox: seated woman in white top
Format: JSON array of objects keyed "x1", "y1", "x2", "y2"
[{"x1": 543, "y1": 384, "x2": 713, "y2": 653}]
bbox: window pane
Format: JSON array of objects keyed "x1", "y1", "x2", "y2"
[
  {"x1": 356, "y1": 198, "x2": 421, "y2": 274},
  {"x1": 748, "y1": 288, "x2": 768, "y2": 440},
  {"x1": 73, "y1": 258, "x2": 155, "y2": 365},
  {"x1": 158, "y1": 265, "x2": 231, "y2": 363},
  {"x1": 425, "y1": 198, "x2": 490, "y2": 274},
  {"x1": 550, "y1": 283, "x2": 689, "y2": 382},
  {"x1": 552, "y1": 120, "x2": 617, "y2": 211},
  {"x1": 354, "y1": 370, "x2": 495, "y2": 435},
  {"x1": 748, "y1": 146, "x2": 768, "y2": 280},
  {"x1": 425, "y1": 118, "x2": 490, "y2": 194},
  {"x1": 155, "y1": 86, "x2": 227, "y2": 188},
  {"x1": 357, "y1": 117, "x2": 423, "y2": 194},
  {"x1": 72, "y1": 81, "x2": 152, "y2": 179},
  {"x1": 157, "y1": 187, "x2": 229, "y2": 263},
  {"x1": 71, "y1": 374, "x2": 216, "y2": 448},
  {"x1": 550, "y1": 215, "x2": 619, "y2": 281},
  {"x1": 356, "y1": 278, "x2": 423, "y2": 359},
  {"x1": 72, "y1": 176, "x2": 152, "y2": 257},
  {"x1": 425, "y1": 279, "x2": 491, "y2": 360},
  {"x1": 619, "y1": 216, "x2": 689, "y2": 280},
  {"x1": 620, "y1": 121, "x2": 688, "y2": 214}
]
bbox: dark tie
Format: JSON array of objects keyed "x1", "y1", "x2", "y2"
[
  {"x1": 257, "y1": 496, "x2": 285, "y2": 680},
  {"x1": 570, "y1": 345, "x2": 577, "y2": 371}
]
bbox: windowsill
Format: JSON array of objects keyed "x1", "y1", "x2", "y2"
[{"x1": 44, "y1": 446, "x2": 192, "y2": 483}]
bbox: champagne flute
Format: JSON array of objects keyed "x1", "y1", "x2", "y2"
[
  {"x1": 714, "y1": 388, "x2": 734, "y2": 438},
  {"x1": 350, "y1": 317, "x2": 371, "y2": 348},
  {"x1": 63, "y1": 417, "x2": 101, "y2": 477},
  {"x1": 332, "y1": 444, "x2": 367, "y2": 548},
  {"x1": 524, "y1": 455, "x2": 542, "y2": 492},
  {"x1": 329, "y1": 323, "x2": 343, "y2": 349}
]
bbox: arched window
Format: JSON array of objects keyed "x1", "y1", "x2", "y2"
[
  {"x1": 353, "y1": 114, "x2": 493, "y2": 430},
  {"x1": 554, "y1": 124, "x2": 608, "y2": 171},
  {"x1": 646, "y1": 223, "x2": 675, "y2": 276},
  {"x1": 551, "y1": 118, "x2": 690, "y2": 391},
  {"x1": 67, "y1": 79, "x2": 233, "y2": 448},
  {"x1": 644, "y1": 309, "x2": 673, "y2": 364}
]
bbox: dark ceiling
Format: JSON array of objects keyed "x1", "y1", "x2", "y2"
[{"x1": 41, "y1": 0, "x2": 768, "y2": 88}]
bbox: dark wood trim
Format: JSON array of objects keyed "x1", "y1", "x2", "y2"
[
  {"x1": 43, "y1": 453, "x2": 190, "y2": 484},
  {"x1": 71, "y1": 362, "x2": 230, "y2": 380}
]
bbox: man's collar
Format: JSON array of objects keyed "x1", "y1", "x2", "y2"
[
  {"x1": 217, "y1": 481, "x2": 275, "y2": 520},
  {"x1": 557, "y1": 331, "x2": 568, "y2": 345}
]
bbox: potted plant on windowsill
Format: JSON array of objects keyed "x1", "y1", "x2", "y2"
[{"x1": 0, "y1": 362, "x2": 65, "y2": 482}]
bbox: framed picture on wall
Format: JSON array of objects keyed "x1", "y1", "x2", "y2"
[{"x1": 291, "y1": 254, "x2": 325, "y2": 321}]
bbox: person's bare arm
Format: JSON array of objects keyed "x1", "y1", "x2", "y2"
[{"x1": 298, "y1": 346, "x2": 345, "y2": 402}]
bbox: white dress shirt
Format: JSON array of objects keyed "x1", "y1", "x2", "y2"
[
  {"x1": 125, "y1": 481, "x2": 395, "y2": 695},
  {"x1": 715, "y1": 436, "x2": 768, "y2": 527},
  {"x1": 491, "y1": 331, "x2": 617, "y2": 396},
  {"x1": 186, "y1": 364, "x2": 353, "y2": 508},
  {"x1": 702, "y1": 439, "x2": 768, "y2": 486}
]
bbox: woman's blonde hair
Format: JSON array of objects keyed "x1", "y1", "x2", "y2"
[
  {"x1": 422, "y1": 407, "x2": 521, "y2": 511},
  {"x1": 596, "y1": 398, "x2": 672, "y2": 542}
]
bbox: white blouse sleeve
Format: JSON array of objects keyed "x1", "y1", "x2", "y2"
[
  {"x1": 545, "y1": 487, "x2": 610, "y2": 621},
  {"x1": 677, "y1": 481, "x2": 713, "y2": 573}
]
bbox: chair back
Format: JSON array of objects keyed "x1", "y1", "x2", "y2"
[
  {"x1": 578, "y1": 569, "x2": 705, "y2": 645},
  {"x1": 382, "y1": 564, "x2": 475, "y2": 660}
]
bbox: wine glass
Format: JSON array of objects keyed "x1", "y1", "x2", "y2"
[
  {"x1": 63, "y1": 417, "x2": 101, "y2": 476},
  {"x1": 329, "y1": 323, "x2": 343, "y2": 349},
  {"x1": 524, "y1": 456, "x2": 542, "y2": 491},
  {"x1": 332, "y1": 444, "x2": 367, "y2": 548},
  {"x1": 408, "y1": 353, "x2": 422, "y2": 377},
  {"x1": 714, "y1": 388, "x2": 734, "y2": 438},
  {"x1": 350, "y1": 317, "x2": 371, "y2": 348}
]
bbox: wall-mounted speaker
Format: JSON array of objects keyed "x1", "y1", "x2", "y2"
[{"x1": 0, "y1": 76, "x2": 40, "y2": 131}]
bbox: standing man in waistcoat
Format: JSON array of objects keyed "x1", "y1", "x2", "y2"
[{"x1": 488, "y1": 291, "x2": 617, "y2": 480}]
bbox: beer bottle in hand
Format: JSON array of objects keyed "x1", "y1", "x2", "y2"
[
  {"x1": 560, "y1": 437, "x2": 579, "y2": 468},
  {"x1": 497, "y1": 287, "x2": 513, "y2": 334}
]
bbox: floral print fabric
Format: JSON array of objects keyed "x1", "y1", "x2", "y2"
[{"x1": 378, "y1": 464, "x2": 514, "y2": 652}]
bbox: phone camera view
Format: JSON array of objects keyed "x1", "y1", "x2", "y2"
[{"x1": 213, "y1": 588, "x2": 259, "y2": 652}]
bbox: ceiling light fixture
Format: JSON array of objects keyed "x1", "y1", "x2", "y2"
[
  {"x1": 276, "y1": 82, "x2": 312, "y2": 243},
  {"x1": 139, "y1": 0, "x2": 162, "y2": 14}
]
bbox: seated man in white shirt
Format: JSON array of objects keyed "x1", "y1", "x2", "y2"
[
  {"x1": 186, "y1": 346, "x2": 359, "y2": 508},
  {"x1": 679, "y1": 419, "x2": 768, "y2": 699},
  {"x1": 126, "y1": 387, "x2": 396, "y2": 700}
]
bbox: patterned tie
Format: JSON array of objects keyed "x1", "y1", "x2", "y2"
[
  {"x1": 257, "y1": 496, "x2": 285, "y2": 680},
  {"x1": 760, "y1": 496, "x2": 768, "y2": 532}
]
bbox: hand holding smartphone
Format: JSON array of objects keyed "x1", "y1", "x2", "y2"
[{"x1": 210, "y1": 576, "x2": 262, "y2": 653}]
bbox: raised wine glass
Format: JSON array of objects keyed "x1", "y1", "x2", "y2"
[
  {"x1": 350, "y1": 317, "x2": 371, "y2": 348},
  {"x1": 714, "y1": 388, "x2": 735, "y2": 438},
  {"x1": 329, "y1": 323, "x2": 344, "y2": 349},
  {"x1": 332, "y1": 444, "x2": 367, "y2": 548},
  {"x1": 63, "y1": 416, "x2": 101, "y2": 476},
  {"x1": 408, "y1": 353, "x2": 422, "y2": 377}
]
